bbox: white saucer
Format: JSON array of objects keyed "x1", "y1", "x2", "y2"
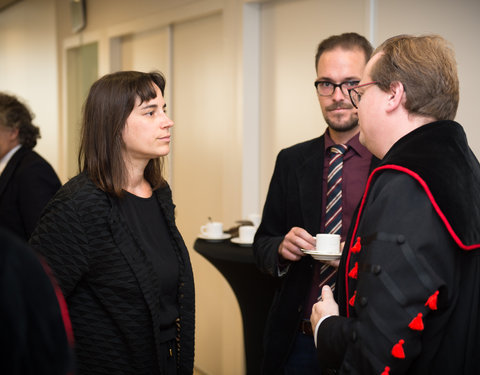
[
  {"x1": 301, "y1": 249, "x2": 341, "y2": 261},
  {"x1": 231, "y1": 237, "x2": 253, "y2": 247},
  {"x1": 198, "y1": 233, "x2": 231, "y2": 242}
]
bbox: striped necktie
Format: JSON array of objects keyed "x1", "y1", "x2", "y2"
[
  {"x1": 317, "y1": 144, "x2": 348, "y2": 292},
  {"x1": 325, "y1": 144, "x2": 348, "y2": 234}
]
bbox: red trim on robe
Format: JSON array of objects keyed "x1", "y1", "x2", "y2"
[
  {"x1": 345, "y1": 164, "x2": 480, "y2": 317},
  {"x1": 40, "y1": 259, "x2": 75, "y2": 347}
]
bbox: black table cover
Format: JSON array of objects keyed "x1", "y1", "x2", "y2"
[{"x1": 194, "y1": 238, "x2": 278, "y2": 375}]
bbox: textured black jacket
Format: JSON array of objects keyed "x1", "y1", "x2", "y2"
[
  {"x1": 0, "y1": 146, "x2": 60, "y2": 240},
  {"x1": 30, "y1": 172, "x2": 195, "y2": 375},
  {"x1": 318, "y1": 121, "x2": 480, "y2": 374}
]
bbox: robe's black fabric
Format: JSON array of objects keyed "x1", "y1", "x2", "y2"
[{"x1": 318, "y1": 121, "x2": 480, "y2": 374}]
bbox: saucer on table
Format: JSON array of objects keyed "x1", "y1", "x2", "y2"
[
  {"x1": 198, "y1": 233, "x2": 231, "y2": 242},
  {"x1": 231, "y1": 237, "x2": 253, "y2": 246}
]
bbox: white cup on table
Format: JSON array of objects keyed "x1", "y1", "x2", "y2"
[
  {"x1": 238, "y1": 225, "x2": 256, "y2": 243},
  {"x1": 200, "y1": 222, "x2": 224, "y2": 238}
]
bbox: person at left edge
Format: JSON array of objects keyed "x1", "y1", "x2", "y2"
[
  {"x1": 30, "y1": 71, "x2": 195, "y2": 375},
  {"x1": 0, "y1": 227, "x2": 74, "y2": 375},
  {"x1": 0, "y1": 93, "x2": 61, "y2": 240}
]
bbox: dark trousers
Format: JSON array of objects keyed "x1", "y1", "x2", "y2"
[{"x1": 284, "y1": 332, "x2": 322, "y2": 374}]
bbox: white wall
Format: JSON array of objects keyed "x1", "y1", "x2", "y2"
[
  {"x1": 0, "y1": 0, "x2": 59, "y2": 171},
  {"x1": 375, "y1": 0, "x2": 480, "y2": 157}
]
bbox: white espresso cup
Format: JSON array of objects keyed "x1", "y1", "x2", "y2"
[
  {"x1": 247, "y1": 213, "x2": 261, "y2": 228},
  {"x1": 316, "y1": 233, "x2": 341, "y2": 254},
  {"x1": 200, "y1": 222, "x2": 224, "y2": 238},
  {"x1": 238, "y1": 225, "x2": 256, "y2": 243}
]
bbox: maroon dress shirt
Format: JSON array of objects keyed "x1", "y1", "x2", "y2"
[{"x1": 304, "y1": 129, "x2": 372, "y2": 318}]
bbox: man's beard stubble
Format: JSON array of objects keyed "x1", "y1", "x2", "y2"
[{"x1": 324, "y1": 102, "x2": 359, "y2": 133}]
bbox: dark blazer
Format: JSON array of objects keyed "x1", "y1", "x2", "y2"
[
  {"x1": 0, "y1": 146, "x2": 61, "y2": 240},
  {"x1": 29, "y1": 172, "x2": 195, "y2": 375},
  {"x1": 254, "y1": 136, "x2": 326, "y2": 374},
  {"x1": 253, "y1": 137, "x2": 324, "y2": 374},
  {"x1": 253, "y1": 135, "x2": 378, "y2": 374},
  {"x1": 317, "y1": 121, "x2": 480, "y2": 374}
]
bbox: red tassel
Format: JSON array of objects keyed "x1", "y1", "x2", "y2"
[
  {"x1": 349, "y1": 291, "x2": 357, "y2": 307},
  {"x1": 425, "y1": 290, "x2": 439, "y2": 310},
  {"x1": 391, "y1": 339, "x2": 405, "y2": 359},
  {"x1": 380, "y1": 366, "x2": 390, "y2": 375},
  {"x1": 348, "y1": 262, "x2": 358, "y2": 279},
  {"x1": 408, "y1": 313, "x2": 424, "y2": 331},
  {"x1": 351, "y1": 237, "x2": 361, "y2": 253}
]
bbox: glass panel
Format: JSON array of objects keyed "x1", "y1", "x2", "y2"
[{"x1": 66, "y1": 42, "x2": 98, "y2": 178}]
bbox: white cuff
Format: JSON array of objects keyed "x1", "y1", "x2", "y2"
[{"x1": 314, "y1": 315, "x2": 332, "y2": 347}]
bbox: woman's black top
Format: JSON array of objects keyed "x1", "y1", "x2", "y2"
[{"x1": 120, "y1": 190, "x2": 179, "y2": 342}]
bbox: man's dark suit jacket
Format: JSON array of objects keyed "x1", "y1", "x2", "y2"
[
  {"x1": 253, "y1": 134, "x2": 377, "y2": 374},
  {"x1": 253, "y1": 136, "x2": 325, "y2": 374},
  {"x1": 0, "y1": 146, "x2": 61, "y2": 240}
]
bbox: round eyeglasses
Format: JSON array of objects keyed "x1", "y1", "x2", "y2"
[
  {"x1": 348, "y1": 81, "x2": 378, "y2": 109},
  {"x1": 314, "y1": 80, "x2": 360, "y2": 97}
]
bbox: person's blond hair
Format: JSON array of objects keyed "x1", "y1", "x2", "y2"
[{"x1": 372, "y1": 34, "x2": 459, "y2": 120}]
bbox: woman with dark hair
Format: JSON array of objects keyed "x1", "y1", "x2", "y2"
[{"x1": 30, "y1": 71, "x2": 195, "y2": 375}]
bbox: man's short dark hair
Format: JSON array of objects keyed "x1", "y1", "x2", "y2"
[{"x1": 315, "y1": 32, "x2": 373, "y2": 70}]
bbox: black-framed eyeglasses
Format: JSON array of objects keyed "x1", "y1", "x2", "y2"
[
  {"x1": 348, "y1": 81, "x2": 378, "y2": 108},
  {"x1": 314, "y1": 80, "x2": 360, "y2": 97}
]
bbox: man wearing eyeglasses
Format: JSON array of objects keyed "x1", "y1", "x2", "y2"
[
  {"x1": 311, "y1": 34, "x2": 480, "y2": 374},
  {"x1": 253, "y1": 33, "x2": 377, "y2": 374}
]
